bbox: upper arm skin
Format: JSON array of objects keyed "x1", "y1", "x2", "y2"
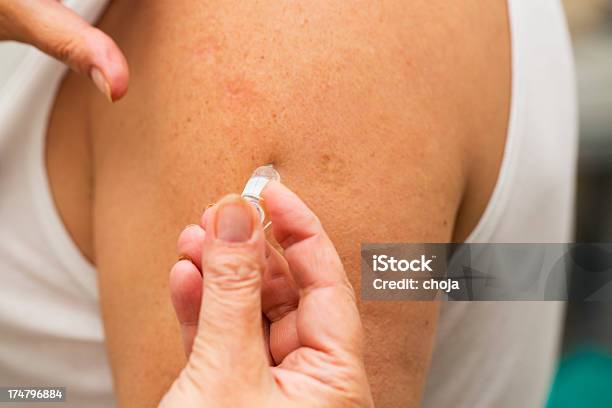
[{"x1": 87, "y1": 1, "x2": 509, "y2": 406}]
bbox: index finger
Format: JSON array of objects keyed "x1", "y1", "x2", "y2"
[
  {"x1": 262, "y1": 182, "x2": 346, "y2": 289},
  {"x1": 261, "y1": 181, "x2": 362, "y2": 354},
  {"x1": 1, "y1": 0, "x2": 129, "y2": 100}
]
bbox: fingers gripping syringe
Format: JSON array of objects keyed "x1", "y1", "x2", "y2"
[{"x1": 241, "y1": 165, "x2": 280, "y2": 228}]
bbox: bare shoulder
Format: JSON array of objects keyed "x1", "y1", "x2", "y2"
[
  {"x1": 90, "y1": 0, "x2": 510, "y2": 240},
  {"x1": 46, "y1": 1, "x2": 510, "y2": 406}
]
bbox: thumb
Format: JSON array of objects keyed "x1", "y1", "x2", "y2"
[
  {"x1": 0, "y1": 0, "x2": 128, "y2": 101},
  {"x1": 189, "y1": 194, "x2": 269, "y2": 377}
]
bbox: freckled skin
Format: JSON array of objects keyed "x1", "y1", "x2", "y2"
[
  {"x1": 224, "y1": 76, "x2": 261, "y2": 105},
  {"x1": 45, "y1": 1, "x2": 510, "y2": 407},
  {"x1": 193, "y1": 36, "x2": 221, "y2": 59}
]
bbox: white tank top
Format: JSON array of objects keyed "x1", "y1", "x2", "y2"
[
  {"x1": 0, "y1": 3, "x2": 114, "y2": 407},
  {"x1": 423, "y1": 1, "x2": 577, "y2": 407},
  {"x1": 0, "y1": 1, "x2": 576, "y2": 407}
]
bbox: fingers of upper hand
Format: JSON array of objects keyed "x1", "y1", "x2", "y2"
[{"x1": 0, "y1": 0, "x2": 129, "y2": 100}]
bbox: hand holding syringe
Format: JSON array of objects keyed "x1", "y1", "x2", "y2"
[{"x1": 161, "y1": 167, "x2": 374, "y2": 407}]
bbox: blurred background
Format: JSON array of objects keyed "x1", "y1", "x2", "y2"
[{"x1": 548, "y1": 1, "x2": 612, "y2": 407}]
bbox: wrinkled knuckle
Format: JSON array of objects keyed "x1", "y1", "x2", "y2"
[
  {"x1": 54, "y1": 34, "x2": 87, "y2": 68},
  {"x1": 206, "y1": 252, "x2": 262, "y2": 291},
  {"x1": 55, "y1": 37, "x2": 76, "y2": 61}
]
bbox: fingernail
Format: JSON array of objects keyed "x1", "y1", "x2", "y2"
[
  {"x1": 214, "y1": 194, "x2": 254, "y2": 243},
  {"x1": 90, "y1": 67, "x2": 112, "y2": 102}
]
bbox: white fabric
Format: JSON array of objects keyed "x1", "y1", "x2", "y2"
[
  {"x1": 0, "y1": 2, "x2": 114, "y2": 407},
  {"x1": 0, "y1": 0, "x2": 576, "y2": 407},
  {"x1": 423, "y1": 1, "x2": 577, "y2": 407}
]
